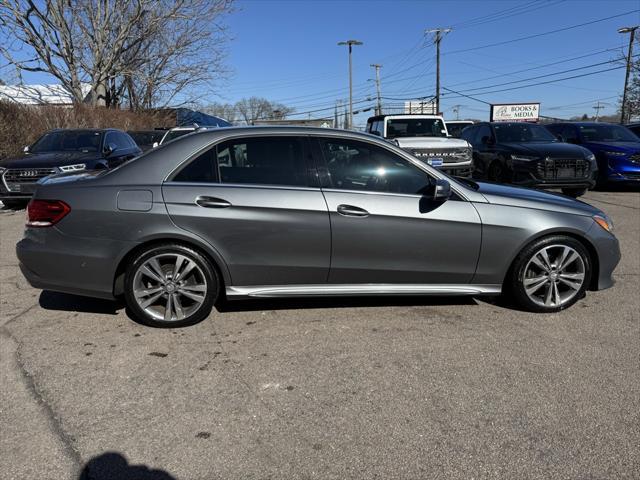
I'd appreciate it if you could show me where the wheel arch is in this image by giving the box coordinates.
[502,229,600,292]
[112,234,232,297]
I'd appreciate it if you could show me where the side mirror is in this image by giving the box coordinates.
[481,135,495,146]
[103,143,117,156]
[555,134,565,142]
[152,141,159,148]
[23,145,29,153]
[432,179,451,202]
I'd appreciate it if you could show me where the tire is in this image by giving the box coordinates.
[124,243,219,327]
[507,235,592,313]
[2,199,29,210]
[561,187,587,198]
[488,161,505,182]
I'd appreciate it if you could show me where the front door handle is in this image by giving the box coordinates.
[195,196,232,208]
[337,204,369,217]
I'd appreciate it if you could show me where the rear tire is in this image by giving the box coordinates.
[507,235,591,313]
[124,243,219,327]
[561,187,587,198]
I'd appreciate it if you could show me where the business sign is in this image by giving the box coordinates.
[490,103,540,122]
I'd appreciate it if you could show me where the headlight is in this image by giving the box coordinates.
[0,167,5,175]
[593,215,614,233]
[57,163,86,172]
[510,155,539,162]
[604,151,626,157]
[586,154,596,162]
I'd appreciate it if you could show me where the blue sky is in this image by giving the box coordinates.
[3,0,639,126]
[221,0,639,126]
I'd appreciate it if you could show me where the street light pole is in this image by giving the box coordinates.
[619,26,638,124]
[338,40,363,129]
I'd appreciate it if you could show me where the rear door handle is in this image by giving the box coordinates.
[337,204,369,217]
[195,196,232,208]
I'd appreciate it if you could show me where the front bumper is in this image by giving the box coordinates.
[586,221,621,291]
[510,160,597,190]
[16,226,138,300]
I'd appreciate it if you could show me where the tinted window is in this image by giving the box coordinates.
[561,125,578,143]
[173,148,218,183]
[320,139,431,195]
[105,132,129,150]
[578,124,638,142]
[217,136,309,187]
[476,125,493,145]
[386,118,447,138]
[30,130,102,153]
[460,126,476,143]
[493,123,556,143]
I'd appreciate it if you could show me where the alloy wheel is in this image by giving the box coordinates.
[132,253,208,322]
[522,244,586,308]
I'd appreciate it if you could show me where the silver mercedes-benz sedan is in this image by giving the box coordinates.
[16,127,620,327]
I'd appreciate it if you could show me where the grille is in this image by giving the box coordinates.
[537,158,589,180]
[629,153,640,164]
[3,168,56,192]
[410,148,471,164]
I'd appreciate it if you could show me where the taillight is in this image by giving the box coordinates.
[26,200,71,227]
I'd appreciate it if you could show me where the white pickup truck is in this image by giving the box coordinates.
[366,114,473,177]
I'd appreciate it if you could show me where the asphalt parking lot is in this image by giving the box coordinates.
[1,189,638,480]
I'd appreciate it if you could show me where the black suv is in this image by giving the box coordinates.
[461,122,598,197]
[1,128,141,208]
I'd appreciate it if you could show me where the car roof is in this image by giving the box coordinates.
[48,128,118,133]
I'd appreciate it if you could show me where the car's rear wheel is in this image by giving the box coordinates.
[508,235,591,313]
[561,187,587,198]
[124,244,218,327]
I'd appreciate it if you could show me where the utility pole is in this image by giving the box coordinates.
[452,104,461,120]
[338,39,363,129]
[618,25,638,124]
[426,28,451,116]
[593,101,604,122]
[370,63,382,115]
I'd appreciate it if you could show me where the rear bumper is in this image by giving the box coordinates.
[16,227,138,300]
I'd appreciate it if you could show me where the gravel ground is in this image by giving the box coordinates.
[0,189,638,480]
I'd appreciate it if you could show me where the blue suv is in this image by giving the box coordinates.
[545,122,640,186]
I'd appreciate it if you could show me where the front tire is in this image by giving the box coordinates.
[507,235,591,313]
[124,244,219,327]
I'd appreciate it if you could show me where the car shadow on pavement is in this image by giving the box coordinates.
[79,452,176,480]
[39,290,122,315]
[216,295,479,313]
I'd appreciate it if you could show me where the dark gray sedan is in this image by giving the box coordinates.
[16,127,620,327]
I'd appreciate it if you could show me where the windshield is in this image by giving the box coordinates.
[578,124,639,142]
[163,130,194,143]
[493,123,556,143]
[386,118,447,138]
[446,123,472,138]
[30,131,103,153]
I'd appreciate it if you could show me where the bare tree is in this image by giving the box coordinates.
[204,102,238,124]
[235,96,294,124]
[0,0,234,108]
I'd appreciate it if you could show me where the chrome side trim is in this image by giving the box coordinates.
[226,284,502,299]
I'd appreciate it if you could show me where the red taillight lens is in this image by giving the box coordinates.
[26,200,71,227]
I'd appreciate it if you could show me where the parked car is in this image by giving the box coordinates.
[153,125,220,148]
[545,122,640,186]
[366,114,473,177]
[625,122,640,138]
[0,128,141,208]
[445,120,474,138]
[461,122,597,197]
[17,127,619,327]
[127,129,167,152]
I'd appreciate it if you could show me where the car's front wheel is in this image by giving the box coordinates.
[124,244,219,327]
[508,236,591,313]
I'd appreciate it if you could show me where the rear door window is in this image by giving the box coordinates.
[217,136,311,187]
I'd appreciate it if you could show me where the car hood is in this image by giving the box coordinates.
[395,137,469,149]
[1,151,102,169]
[580,141,640,153]
[473,181,602,216]
[499,142,589,158]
